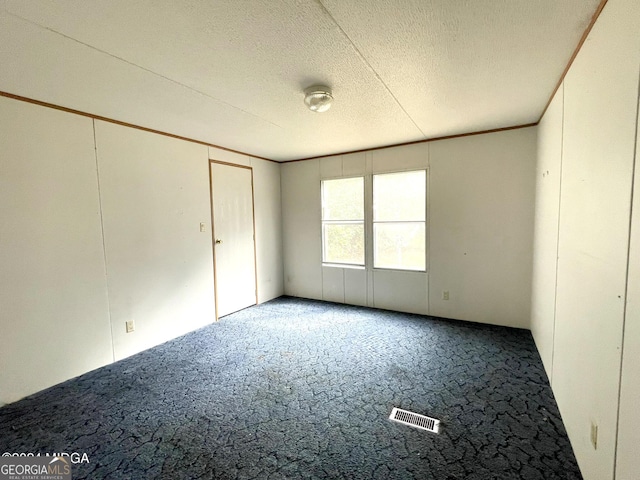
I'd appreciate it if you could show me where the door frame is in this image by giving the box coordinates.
[208,159,259,321]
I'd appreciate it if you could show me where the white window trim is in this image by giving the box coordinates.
[372,169,427,272]
[320,169,429,273]
[321,176,365,267]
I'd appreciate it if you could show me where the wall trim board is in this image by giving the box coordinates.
[286,123,538,163]
[209,159,254,170]
[538,0,609,121]
[0,90,277,164]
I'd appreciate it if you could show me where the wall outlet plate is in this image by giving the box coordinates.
[442,290,450,301]
[126,320,135,333]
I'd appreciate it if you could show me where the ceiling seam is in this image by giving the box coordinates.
[315,0,427,138]
[0,8,283,130]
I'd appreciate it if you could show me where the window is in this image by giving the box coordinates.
[321,170,426,271]
[321,177,365,266]
[373,170,426,271]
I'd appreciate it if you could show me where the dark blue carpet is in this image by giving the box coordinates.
[0,296,581,479]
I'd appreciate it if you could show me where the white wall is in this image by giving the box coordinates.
[553,0,639,477]
[615,93,640,480]
[281,128,536,327]
[530,0,640,478]
[95,121,215,360]
[281,159,323,300]
[530,84,564,378]
[208,147,284,304]
[429,129,536,328]
[0,97,113,404]
[0,97,284,405]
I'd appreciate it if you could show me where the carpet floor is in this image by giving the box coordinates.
[0,297,582,479]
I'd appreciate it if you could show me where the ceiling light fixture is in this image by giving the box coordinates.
[304,85,333,113]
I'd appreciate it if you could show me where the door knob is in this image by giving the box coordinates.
[215,239,223,244]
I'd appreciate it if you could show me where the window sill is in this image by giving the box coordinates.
[373,267,427,273]
[322,263,365,270]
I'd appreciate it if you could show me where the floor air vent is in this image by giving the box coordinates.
[389,407,440,434]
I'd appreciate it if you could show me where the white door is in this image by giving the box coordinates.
[210,161,257,318]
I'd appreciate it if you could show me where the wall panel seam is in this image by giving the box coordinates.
[550,84,565,386]
[92,119,116,363]
[612,64,640,480]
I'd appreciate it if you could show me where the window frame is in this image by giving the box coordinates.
[321,176,366,268]
[372,169,427,272]
[319,168,428,272]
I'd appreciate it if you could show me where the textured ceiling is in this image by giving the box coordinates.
[0,0,602,161]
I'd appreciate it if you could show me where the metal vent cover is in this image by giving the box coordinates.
[389,407,440,434]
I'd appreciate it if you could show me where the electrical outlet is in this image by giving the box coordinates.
[442,290,449,301]
[200,222,206,233]
[590,422,598,450]
[126,320,135,333]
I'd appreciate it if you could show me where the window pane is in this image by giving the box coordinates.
[322,177,364,221]
[374,223,425,270]
[323,223,365,265]
[373,171,425,222]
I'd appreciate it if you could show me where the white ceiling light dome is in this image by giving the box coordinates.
[304,85,333,113]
